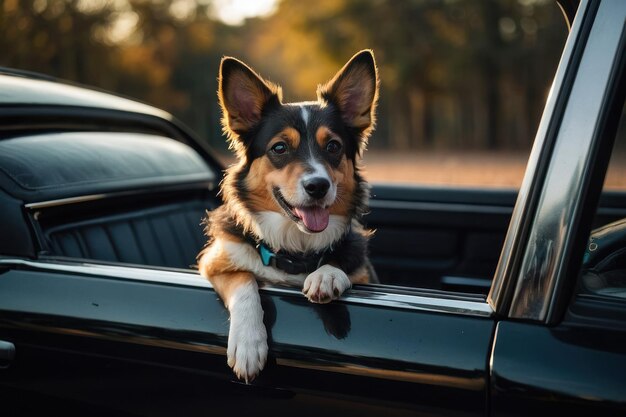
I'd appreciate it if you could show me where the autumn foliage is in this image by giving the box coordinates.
[0,0,567,158]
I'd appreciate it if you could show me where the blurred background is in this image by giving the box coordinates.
[1,0,578,187]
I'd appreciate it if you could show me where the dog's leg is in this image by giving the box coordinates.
[209,271,268,383]
[302,264,352,304]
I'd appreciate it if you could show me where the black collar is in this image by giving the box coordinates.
[257,242,329,274]
[242,228,348,275]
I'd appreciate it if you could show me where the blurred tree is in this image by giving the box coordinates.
[275,0,567,151]
[0,0,118,87]
[0,0,568,154]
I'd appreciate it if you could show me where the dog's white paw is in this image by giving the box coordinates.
[227,283,268,383]
[302,265,351,304]
[227,317,267,383]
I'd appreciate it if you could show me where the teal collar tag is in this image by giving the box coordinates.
[259,243,275,267]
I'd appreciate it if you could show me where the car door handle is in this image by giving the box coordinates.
[0,340,15,368]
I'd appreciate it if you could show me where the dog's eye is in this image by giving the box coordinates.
[270,142,288,155]
[326,140,342,154]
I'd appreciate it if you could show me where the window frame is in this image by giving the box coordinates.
[489,0,626,324]
[0,258,493,318]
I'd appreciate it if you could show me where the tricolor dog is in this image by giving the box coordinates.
[198,50,379,382]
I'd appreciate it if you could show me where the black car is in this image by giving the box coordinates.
[1,0,625,415]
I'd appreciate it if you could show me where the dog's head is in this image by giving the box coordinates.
[219,50,378,245]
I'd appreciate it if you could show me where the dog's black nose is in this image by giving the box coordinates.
[303,177,330,199]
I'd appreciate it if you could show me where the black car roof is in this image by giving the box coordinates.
[0,69,171,120]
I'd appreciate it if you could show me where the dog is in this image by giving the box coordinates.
[198,49,379,382]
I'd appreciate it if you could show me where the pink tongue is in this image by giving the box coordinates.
[293,206,330,232]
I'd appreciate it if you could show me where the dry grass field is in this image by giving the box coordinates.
[361,151,529,188]
[216,151,626,190]
[362,151,626,190]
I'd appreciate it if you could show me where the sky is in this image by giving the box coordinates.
[105,0,280,44]
[210,0,278,25]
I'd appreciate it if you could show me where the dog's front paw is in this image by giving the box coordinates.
[227,283,268,383]
[303,265,351,304]
[227,314,268,383]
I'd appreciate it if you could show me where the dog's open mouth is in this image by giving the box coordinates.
[273,188,330,233]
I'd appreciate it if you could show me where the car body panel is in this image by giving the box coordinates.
[491,321,626,416]
[0,262,494,416]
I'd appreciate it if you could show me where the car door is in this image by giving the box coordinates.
[0,258,494,417]
[489,0,626,415]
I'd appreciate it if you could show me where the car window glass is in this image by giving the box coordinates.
[581,100,626,299]
[604,103,626,191]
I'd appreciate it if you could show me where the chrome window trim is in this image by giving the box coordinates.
[368,199,513,216]
[0,258,493,317]
[24,180,216,211]
[503,0,626,321]
[488,0,591,315]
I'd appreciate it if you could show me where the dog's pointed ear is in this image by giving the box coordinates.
[218,57,282,137]
[318,50,379,134]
